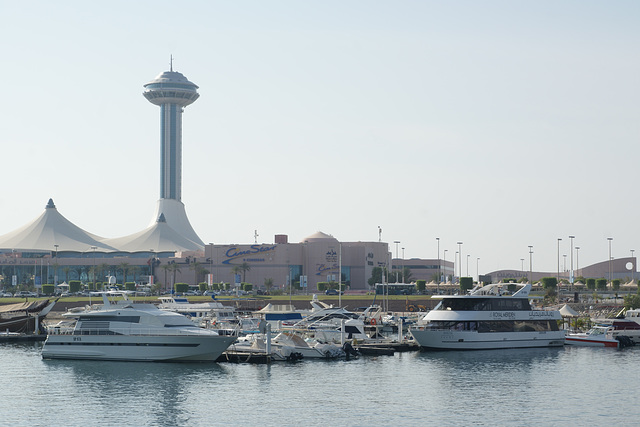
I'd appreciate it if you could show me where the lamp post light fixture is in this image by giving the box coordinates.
[608,238,613,284]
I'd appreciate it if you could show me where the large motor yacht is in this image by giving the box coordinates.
[409,283,564,350]
[42,292,236,362]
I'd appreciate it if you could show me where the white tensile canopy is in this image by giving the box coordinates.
[0,199,117,252]
[559,304,580,318]
[103,213,203,253]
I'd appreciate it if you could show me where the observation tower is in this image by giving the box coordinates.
[143,61,204,246]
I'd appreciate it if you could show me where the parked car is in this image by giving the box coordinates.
[14,291,38,298]
[0,292,13,297]
[324,289,343,295]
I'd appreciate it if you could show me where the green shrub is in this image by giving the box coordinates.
[175,283,189,294]
[42,284,55,295]
[596,278,607,291]
[459,277,473,292]
[69,280,82,293]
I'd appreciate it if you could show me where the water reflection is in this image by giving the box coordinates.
[42,359,229,426]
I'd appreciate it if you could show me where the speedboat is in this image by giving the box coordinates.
[41,292,236,362]
[565,326,628,348]
[409,283,565,350]
[272,332,344,358]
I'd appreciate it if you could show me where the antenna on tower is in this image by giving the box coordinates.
[170,54,173,72]
[254,230,259,244]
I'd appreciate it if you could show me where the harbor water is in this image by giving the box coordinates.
[1,342,639,426]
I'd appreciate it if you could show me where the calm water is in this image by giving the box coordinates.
[1,342,639,426]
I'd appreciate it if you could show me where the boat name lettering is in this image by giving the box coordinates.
[490,311,516,318]
[223,245,276,264]
[73,337,82,342]
[528,311,556,318]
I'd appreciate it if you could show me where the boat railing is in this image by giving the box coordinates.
[47,327,219,337]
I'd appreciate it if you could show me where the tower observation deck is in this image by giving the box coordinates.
[143,65,204,247]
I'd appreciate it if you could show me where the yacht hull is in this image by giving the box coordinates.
[410,329,565,350]
[42,334,237,362]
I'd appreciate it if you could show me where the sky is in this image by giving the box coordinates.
[1,1,639,275]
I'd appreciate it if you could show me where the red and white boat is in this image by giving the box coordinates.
[565,326,622,348]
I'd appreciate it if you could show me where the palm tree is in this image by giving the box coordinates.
[264,278,274,293]
[239,262,251,283]
[166,262,181,291]
[118,262,130,285]
[230,265,243,283]
[189,261,208,285]
[161,264,170,292]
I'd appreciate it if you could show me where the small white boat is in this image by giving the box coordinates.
[565,326,623,348]
[272,332,344,359]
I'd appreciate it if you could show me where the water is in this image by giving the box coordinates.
[1,342,639,426]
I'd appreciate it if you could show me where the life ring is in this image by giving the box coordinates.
[370,318,377,325]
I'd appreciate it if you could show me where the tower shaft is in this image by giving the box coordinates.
[160,103,183,201]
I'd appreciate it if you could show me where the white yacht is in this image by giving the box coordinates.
[42,292,236,362]
[410,283,564,350]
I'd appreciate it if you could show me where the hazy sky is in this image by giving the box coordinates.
[1,1,639,275]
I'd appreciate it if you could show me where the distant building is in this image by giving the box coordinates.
[205,232,389,291]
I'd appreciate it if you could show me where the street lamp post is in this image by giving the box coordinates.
[476,257,480,283]
[436,238,440,283]
[608,238,613,284]
[401,247,405,283]
[91,246,97,290]
[393,241,400,282]
[557,238,562,282]
[631,249,635,283]
[528,246,533,284]
[521,258,524,275]
[443,249,448,288]
[569,235,575,285]
[457,242,463,279]
[54,244,59,286]
[466,254,470,277]
[454,251,458,283]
